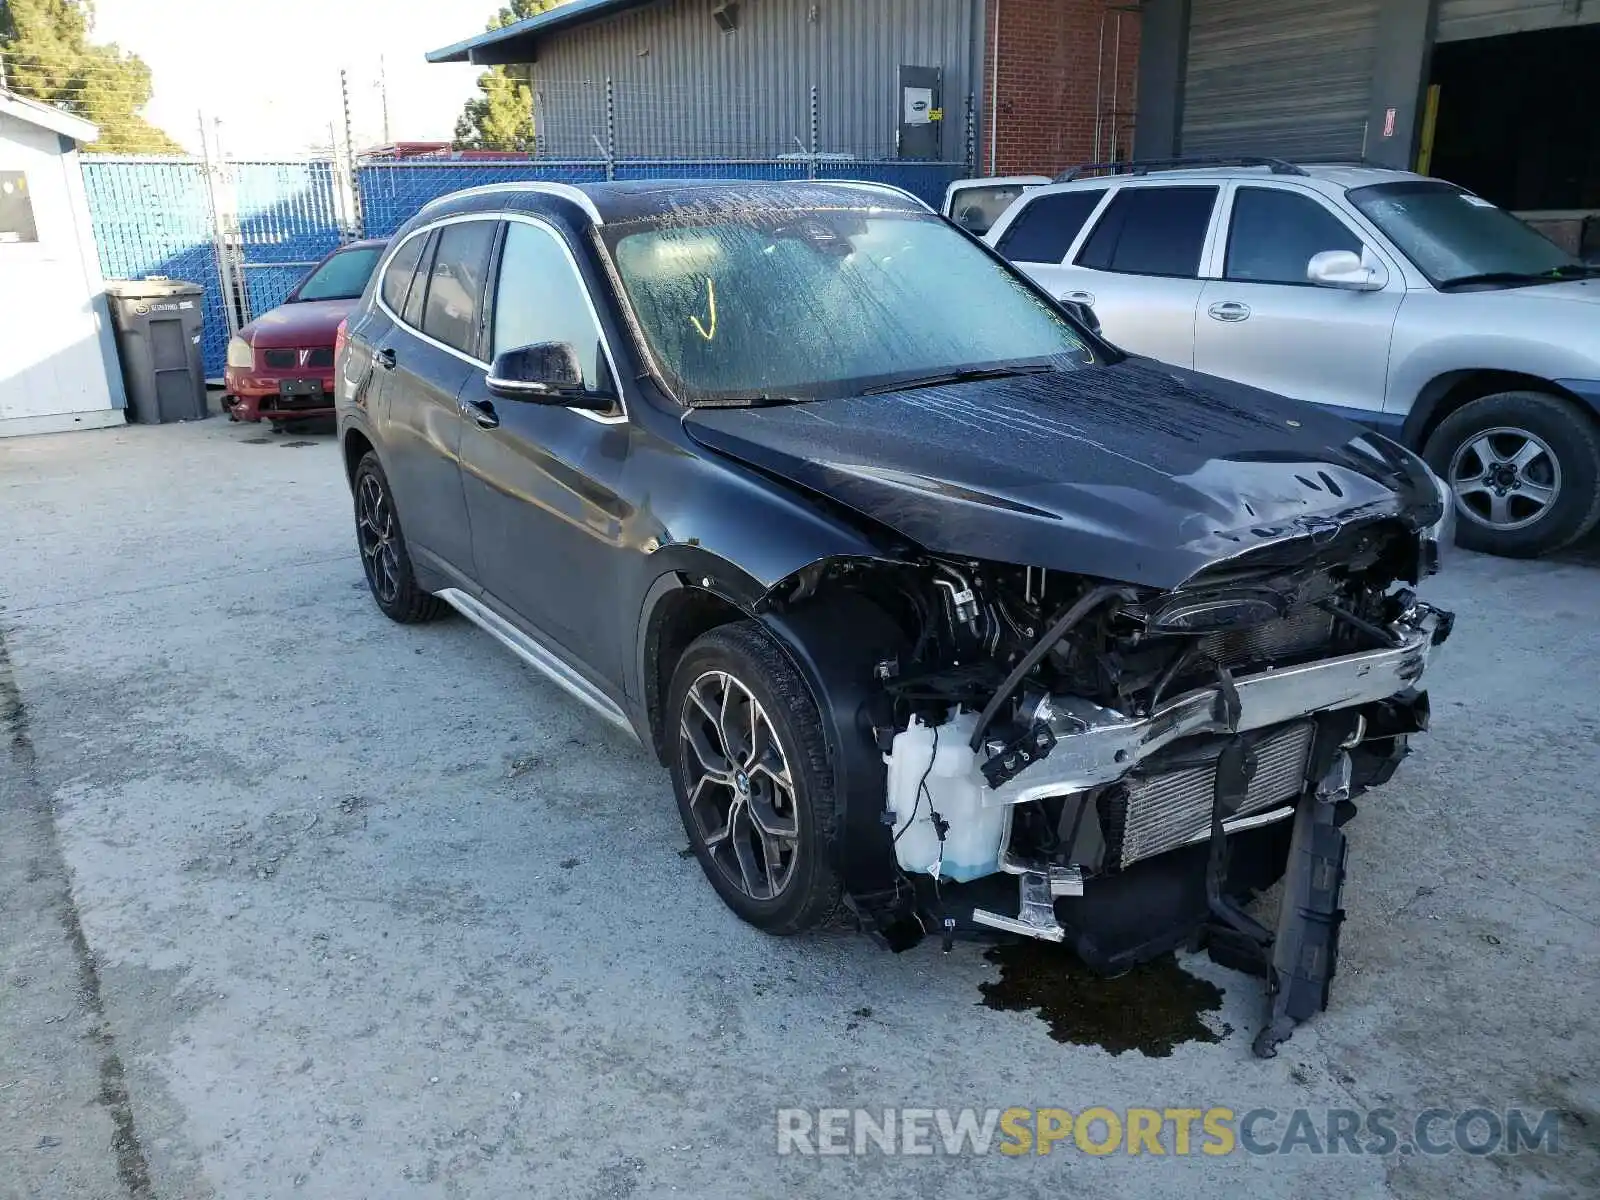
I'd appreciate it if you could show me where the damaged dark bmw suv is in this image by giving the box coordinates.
[337,180,1453,1055]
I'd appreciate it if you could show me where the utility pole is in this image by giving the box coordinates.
[199,109,243,339]
[340,68,357,162]
[339,69,365,236]
[379,55,391,145]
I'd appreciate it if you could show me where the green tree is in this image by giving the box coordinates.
[0,0,182,153]
[453,0,563,152]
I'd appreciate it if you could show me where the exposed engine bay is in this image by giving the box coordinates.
[797,515,1453,1057]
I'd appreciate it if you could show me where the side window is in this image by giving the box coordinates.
[1,170,39,243]
[491,221,607,391]
[401,230,437,329]
[995,190,1106,264]
[1076,186,1219,278]
[1225,187,1364,285]
[379,233,427,313]
[421,220,497,356]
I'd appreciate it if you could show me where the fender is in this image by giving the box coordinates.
[1399,370,1600,449]
[629,547,900,759]
[617,421,906,719]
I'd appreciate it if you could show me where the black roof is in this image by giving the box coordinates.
[419,178,930,227]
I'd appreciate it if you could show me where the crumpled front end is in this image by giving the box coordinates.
[824,504,1454,1057]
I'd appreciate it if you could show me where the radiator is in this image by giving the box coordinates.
[1109,722,1314,869]
[1198,608,1335,671]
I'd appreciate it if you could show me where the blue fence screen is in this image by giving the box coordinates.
[82,156,968,378]
[80,158,233,379]
[358,159,965,236]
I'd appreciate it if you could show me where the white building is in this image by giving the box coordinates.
[0,89,124,438]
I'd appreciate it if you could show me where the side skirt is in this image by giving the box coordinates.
[434,587,641,743]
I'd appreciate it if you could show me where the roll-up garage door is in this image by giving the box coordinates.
[1181,0,1381,161]
[1436,0,1600,43]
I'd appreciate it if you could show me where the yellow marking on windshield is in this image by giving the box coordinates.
[690,276,718,341]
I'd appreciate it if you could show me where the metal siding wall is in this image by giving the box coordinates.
[1182,0,1381,161]
[1436,0,1600,42]
[534,0,976,161]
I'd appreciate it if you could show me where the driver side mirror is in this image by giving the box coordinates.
[486,341,615,410]
[1307,248,1388,292]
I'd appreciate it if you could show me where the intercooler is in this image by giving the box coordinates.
[1103,721,1315,870]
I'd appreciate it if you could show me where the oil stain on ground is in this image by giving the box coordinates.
[979,941,1228,1056]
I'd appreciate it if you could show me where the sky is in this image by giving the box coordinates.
[90,0,490,156]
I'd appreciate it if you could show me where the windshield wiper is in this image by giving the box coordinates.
[859,363,1055,395]
[1438,265,1600,289]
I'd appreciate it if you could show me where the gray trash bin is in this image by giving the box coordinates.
[104,279,208,424]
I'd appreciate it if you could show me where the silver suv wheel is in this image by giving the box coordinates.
[1447,425,1561,532]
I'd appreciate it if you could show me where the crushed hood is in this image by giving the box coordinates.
[683,359,1440,589]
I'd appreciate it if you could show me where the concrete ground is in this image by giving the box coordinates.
[1,418,1596,1200]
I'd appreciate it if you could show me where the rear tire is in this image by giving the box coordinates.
[666,621,841,934]
[353,452,447,624]
[1422,390,1600,557]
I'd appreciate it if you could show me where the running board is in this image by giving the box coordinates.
[434,588,639,741]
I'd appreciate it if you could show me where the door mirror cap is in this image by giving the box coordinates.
[1307,249,1387,292]
[487,342,616,410]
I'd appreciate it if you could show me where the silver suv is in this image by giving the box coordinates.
[948,160,1600,557]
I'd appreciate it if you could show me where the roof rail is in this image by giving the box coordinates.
[1053,156,1309,182]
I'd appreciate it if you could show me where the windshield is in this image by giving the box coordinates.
[293,246,383,302]
[1347,181,1580,287]
[604,207,1096,404]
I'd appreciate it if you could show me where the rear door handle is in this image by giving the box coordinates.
[374,347,396,370]
[1207,301,1251,323]
[462,397,499,429]
[1063,290,1096,306]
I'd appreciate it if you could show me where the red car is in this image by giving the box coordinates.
[225,239,387,425]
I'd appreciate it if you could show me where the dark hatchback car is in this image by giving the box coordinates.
[226,239,386,425]
[337,180,1453,1055]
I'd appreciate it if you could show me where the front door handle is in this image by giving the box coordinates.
[1207,300,1251,323]
[462,397,499,429]
[1063,290,1096,306]
[374,346,396,370]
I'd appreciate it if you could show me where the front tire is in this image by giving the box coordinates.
[667,621,841,934]
[1422,390,1600,557]
[353,452,446,624]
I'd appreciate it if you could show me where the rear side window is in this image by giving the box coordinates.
[421,220,498,356]
[1076,186,1218,278]
[401,231,437,329]
[996,190,1106,264]
[380,234,427,313]
[1225,188,1362,285]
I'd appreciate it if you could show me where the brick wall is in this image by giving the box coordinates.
[983,0,1142,177]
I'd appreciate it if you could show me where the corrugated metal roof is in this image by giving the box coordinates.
[427,0,661,64]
